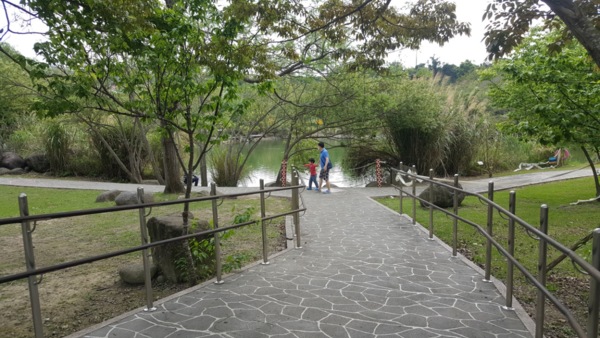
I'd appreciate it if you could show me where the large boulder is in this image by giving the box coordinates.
[6,168,26,175]
[1,152,26,169]
[0,168,9,175]
[146,216,211,283]
[114,191,154,206]
[25,154,50,173]
[418,183,466,208]
[118,263,158,285]
[96,190,123,203]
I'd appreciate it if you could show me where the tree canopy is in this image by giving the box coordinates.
[482,27,600,194]
[0,0,471,195]
[0,43,34,149]
[484,0,600,68]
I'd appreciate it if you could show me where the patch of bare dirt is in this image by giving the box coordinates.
[518,274,591,338]
[457,243,592,338]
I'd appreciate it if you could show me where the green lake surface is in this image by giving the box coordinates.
[207,139,370,187]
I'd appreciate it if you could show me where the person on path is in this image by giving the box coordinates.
[318,142,331,194]
[304,158,318,190]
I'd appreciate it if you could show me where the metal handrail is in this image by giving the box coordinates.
[1,182,305,338]
[0,207,306,285]
[0,185,302,227]
[394,168,600,338]
[395,170,600,282]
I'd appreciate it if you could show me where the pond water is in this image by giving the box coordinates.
[206,139,370,187]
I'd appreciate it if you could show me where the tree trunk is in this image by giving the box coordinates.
[162,0,196,285]
[161,123,184,194]
[581,145,600,197]
[182,131,195,223]
[546,231,594,272]
[139,121,165,185]
[543,0,600,69]
[200,155,208,186]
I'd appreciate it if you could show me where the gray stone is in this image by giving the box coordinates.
[0,152,25,169]
[24,154,50,173]
[190,189,232,199]
[118,263,158,285]
[7,168,25,175]
[96,190,123,202]
[180,316,217,331]
[115,191,155,205]
[0,167,9,175]
[418,183,465,208]
[320,323,350,337]
[146,216,211,283]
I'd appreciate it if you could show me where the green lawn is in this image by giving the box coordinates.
[0,186,290,275]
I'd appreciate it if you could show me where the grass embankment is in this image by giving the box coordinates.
[377,177,599,338]
[0,186,290,338]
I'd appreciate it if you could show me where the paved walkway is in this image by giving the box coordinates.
[1,168,592,338]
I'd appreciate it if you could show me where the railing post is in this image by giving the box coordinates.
[411,165,417,225]
[259,179,269,264]
[428,169,434,240]
[19,194,44,338]
[484,181,494,282]
[504,191,516,310]
[398,162,403,214]
[137,188,156,311]
[211,183,224,283]
[536,204,549,338]
[292,170,302,249]
[452,174,459,257]
[587,228,600,338]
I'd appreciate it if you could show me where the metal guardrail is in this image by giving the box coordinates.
[0,172,305,338]
[392,167,600,338]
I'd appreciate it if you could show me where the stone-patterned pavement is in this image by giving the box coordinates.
[75,186,533,338]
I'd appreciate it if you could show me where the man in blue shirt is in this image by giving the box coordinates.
[317,142,331,194]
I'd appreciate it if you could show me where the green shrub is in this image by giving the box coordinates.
[90,124,140,181]
[4,114,45,156]
[44,120,71,175]
[176,207,257,282]
[209,146,250,186]
[68,148,103,177]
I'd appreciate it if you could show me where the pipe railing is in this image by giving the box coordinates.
[393,167,600,338]
[1,174,306,338]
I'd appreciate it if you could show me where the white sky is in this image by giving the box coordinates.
[391,0,491,66]
[3,0,491,66]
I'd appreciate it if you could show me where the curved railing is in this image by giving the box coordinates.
[392,166,600,338]
[0,170,305,338]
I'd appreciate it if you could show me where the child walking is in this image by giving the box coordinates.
[304,158,318,190]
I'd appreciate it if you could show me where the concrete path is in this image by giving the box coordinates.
[73,187,533,338]
[1,168,593,338]
[456,167,593,194]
